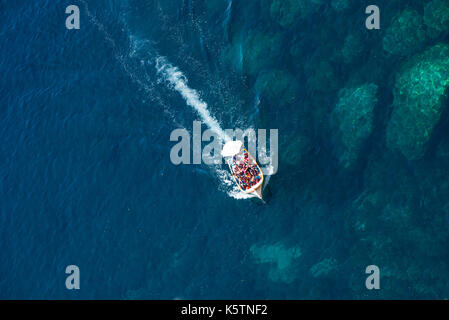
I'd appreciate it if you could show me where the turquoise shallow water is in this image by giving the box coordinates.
[1,0,449,299]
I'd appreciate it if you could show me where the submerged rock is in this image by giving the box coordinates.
[250,243,302,283]
[222,32,282,76]
[305,60,339,95]
[331,0,352,12]
[310,258,338,278]
[382,9,426,57]
[269,0,324,28]
[255,69,303,131]
[269,0,302,28]
[204,0,229,17]
[255,69,300,107]
[341,33,364,64]
[281,135,312,166]
[386,43,449,160]
[330,83,378,168]
[424,0,449,39]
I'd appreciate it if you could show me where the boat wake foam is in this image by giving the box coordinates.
[215,168,258,199]
[155,57,230,143]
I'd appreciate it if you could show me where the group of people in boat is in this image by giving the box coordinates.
[231,150,262,190]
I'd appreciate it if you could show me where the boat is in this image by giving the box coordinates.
[221,140,264,200]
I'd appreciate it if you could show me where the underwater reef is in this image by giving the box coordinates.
[269,0,325,28]
[310,258,338,279]
[340,34,365,64]
[424,0,449,39]
[255,69,300,109]
[162,0,449,298]
[222,31,283,76]
[214,0,449,298]
[331,0,353,12]
[386,43,449,160]
[250,243,302,284]
[382,8,427,57]
[281,135,312,166]
[331,83,378,168]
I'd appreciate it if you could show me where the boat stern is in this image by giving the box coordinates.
[253,187,263,200]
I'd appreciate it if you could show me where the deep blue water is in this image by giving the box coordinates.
[1,0,449,299]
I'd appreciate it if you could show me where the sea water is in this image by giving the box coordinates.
[1,0,449,299]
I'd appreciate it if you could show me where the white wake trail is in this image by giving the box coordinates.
[155,57,230,142]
